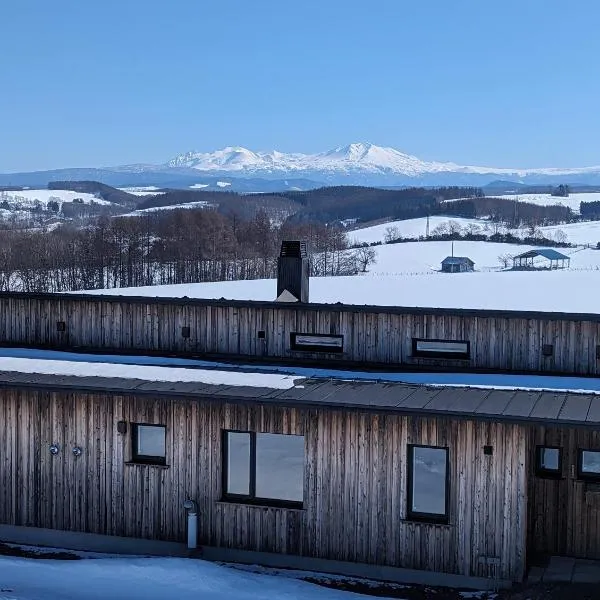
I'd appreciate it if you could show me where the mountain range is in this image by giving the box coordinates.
[2,142,600,190]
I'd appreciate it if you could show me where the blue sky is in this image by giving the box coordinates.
[1,0,599,172]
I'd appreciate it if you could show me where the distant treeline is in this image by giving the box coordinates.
[0,209,365,293]
[443,196,574,226]
[581,201,600,219]
[138,185,484,225]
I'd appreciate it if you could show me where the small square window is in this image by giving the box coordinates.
[536,446,562,478]
[483,445,493,456]
[578,449,600,481]
[257,330,266,339]
[56,321,66,332]
[181,326,191,338]
[542,344,554,357]
[132,424,166,465]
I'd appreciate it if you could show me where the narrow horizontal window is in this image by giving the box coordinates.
[290,332,343,353]
[132,424,166,465]
[578,449,600,480]
[412,338,470,359]
[407,445,449,523]
[536,446,562,478]
[223,430,305,508]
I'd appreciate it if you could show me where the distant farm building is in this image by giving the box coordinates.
[512,249,570,270]
[441,256,475,273]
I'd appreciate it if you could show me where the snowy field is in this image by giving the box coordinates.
[350,215,600,247]
[0,555,380,600]
[82,268,600,314]
[497,192,600,214]
[0,189,112,207]
[118,200,215,217]
[349,217,485,245]
[119,186,165,197]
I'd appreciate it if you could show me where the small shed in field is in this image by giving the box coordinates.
[512,249,570,270]
[441,256,475,273]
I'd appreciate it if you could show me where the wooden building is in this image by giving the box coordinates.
[441,256,475,273]
[0,291,600,376]
[1,364,600,588]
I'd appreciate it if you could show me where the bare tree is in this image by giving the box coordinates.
[498,253,513,269]
[352,246,377,273]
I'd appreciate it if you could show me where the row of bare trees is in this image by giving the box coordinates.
[0,209,372,293]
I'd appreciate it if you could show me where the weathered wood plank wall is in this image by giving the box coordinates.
[0,295,599,375]
[0,387,528,581]
[528,425,600,560]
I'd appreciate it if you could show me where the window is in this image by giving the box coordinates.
[412,338,470,359]
[132,424,166,465]
[290,332,343,353]
[223,431,304,507]
[578,450,600,480]
[407,445,449,523]
[536,446,562,478]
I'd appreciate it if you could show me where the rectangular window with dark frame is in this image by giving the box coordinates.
[536,446,562,478]
[407,444,449,523]
[412,338,470,359]
[290,332,343,353]
[578,449,600,480]
[223,430,304,508]
[132,424,166,465]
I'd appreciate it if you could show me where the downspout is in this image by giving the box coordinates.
[183,499,198,550]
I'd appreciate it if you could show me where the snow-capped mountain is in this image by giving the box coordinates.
[166,142,600,184]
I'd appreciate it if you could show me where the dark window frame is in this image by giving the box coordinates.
[131,423,167,466]
[535,445,563,479]
[222,430,305,509]
[578,448,600,481]
[412,337,471,360]
[407,444,450,524]
[290,332,344,354]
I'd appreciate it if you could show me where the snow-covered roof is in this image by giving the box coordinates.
[441,256,474,265]
[1,348,599,426]
[514,248,570,261]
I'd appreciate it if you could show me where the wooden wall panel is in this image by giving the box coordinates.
[528,426,600,560]
[0,295,599,375]
[0,388,528,581]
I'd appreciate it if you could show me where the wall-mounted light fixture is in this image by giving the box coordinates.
[49,444,60,455]
[56,321,66,332]
[72,446,83,457]
[117,421,128,435]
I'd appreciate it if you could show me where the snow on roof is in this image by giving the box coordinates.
[441,256,474,264]
[514,248,570,261]
[0,355,300,390]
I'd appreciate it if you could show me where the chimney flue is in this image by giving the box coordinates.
[277,241,310,303]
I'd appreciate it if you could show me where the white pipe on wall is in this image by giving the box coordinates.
[183,499,198,550]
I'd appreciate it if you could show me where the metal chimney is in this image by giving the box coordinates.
[277,241,310,303]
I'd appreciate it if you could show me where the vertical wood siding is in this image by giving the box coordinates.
[0,388,527,581]
[0,296,598,375]
[528,425,600,560]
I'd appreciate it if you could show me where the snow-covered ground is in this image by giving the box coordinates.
[496,192,600,214]
[80,268,600,314]
[348,217,485,244]
[117,201,216,217]
[0,555,378,600]
[119,186,165,197]
[0,189,112,208]
[350,215,600,247]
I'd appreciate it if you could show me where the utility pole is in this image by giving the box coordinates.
[426,213,430,238]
